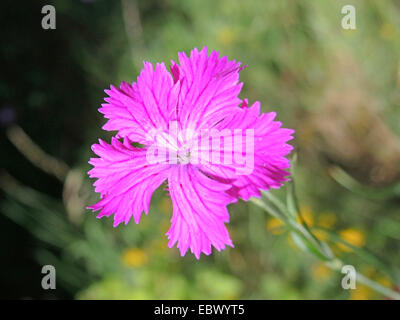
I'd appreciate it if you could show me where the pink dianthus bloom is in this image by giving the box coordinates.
[88,47,294,258]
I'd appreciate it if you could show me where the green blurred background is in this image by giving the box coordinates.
[1,0,400,299]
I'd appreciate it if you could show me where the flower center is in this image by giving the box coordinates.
[177,146,191,164]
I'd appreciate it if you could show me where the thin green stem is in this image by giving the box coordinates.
[326,259,400,300]
[249,194,400,300]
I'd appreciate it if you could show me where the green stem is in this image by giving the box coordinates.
[249,195,400,300]
[327,259,400,300]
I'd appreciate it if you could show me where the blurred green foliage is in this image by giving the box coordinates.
[1,0,400,299]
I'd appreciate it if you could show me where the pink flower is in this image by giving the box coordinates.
[88,47,294,258]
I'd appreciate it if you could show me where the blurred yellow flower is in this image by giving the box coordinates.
[338,229,365,252]
[318,212,337,229]
[312,229,328,242]
[297,206,314,227]
[311,263,332,280]
[266,217,285,235]
[350,285,372,300]
[216,27,234,46]
[122,248,148,268]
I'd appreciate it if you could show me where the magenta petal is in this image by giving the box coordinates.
[100,62,179,144]
[166,165,236,259]
[88,137,170,226]
[174,47,244,130]
[88,47,295,259]
[212,100,294,200]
